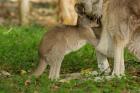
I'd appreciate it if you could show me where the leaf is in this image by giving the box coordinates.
[20,70,27,75]
[1,70,11,77]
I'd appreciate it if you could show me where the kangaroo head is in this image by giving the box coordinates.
[76,0,103,20]
[75,2,101,27]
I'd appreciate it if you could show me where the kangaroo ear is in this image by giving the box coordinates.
[75,3,85,16]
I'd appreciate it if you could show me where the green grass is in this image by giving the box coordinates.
[0,25,139,93]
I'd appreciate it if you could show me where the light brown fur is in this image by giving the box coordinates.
[32,8,99,80]
[79,0,140,76]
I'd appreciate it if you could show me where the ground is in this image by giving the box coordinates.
[0,25,139,93]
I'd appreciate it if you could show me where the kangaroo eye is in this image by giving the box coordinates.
[80,3,85,14]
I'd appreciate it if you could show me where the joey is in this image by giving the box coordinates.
[32,4,99,80]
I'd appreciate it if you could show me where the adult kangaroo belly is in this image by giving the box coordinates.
[96,30,114,58]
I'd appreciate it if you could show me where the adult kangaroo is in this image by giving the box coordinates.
[77,0,140,76]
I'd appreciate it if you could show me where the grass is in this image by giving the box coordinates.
[0,25,139,93]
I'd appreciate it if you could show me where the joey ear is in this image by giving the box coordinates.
[75,3,85,16]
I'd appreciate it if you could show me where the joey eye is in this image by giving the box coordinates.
[75,3,85,15]
[79,3,85,14]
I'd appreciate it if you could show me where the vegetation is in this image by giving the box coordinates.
[0,25,139,93]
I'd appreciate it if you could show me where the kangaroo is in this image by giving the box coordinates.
[78,0,140,76]
[32,5,99,80]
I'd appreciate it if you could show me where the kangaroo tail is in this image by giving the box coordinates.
[32,57,47,78]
